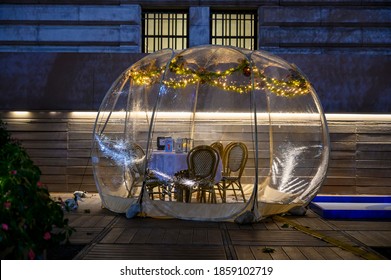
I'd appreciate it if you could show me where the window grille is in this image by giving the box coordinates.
[211,11,257,50]
[142,11,188,53]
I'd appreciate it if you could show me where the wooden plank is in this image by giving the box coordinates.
[358,134,391,142]
[69,215,95,227]
[329,247,364,260]
[22,141,68,149]
[328,221,391,231]
[327,124,356,134]
[357,151,391,160]
[329,133,356,142]
[207,229,223,245]
[366,231,391,246]
[130,228,152,244]
[147,228,166,244]
[68,149,92,158]
[46,184,69,192]
[267,246,290,260]
[357,160,391,169]
[319,186,357,195]
[177,229,194,244]
[357,168,391,178]
[298,247,325,260]
[79,215,107,228]
[69,132,94,140]
[330,150,355,160]
[12,131,67,140]
[357,177,391,187]
[67,166,93,175]
[344,231,380,247]
[327,168,355,177]
[82,244,226,260]
[229,230,328,246]
[193,228,208,245]
[282,247,307,260]
[358,143,391,152]
[115,228,138,244]
[68,228,103,244]
[250,246,274,260]
[314,247,343,260]
[68,140,93,149]
[40,166,67,174]
[358,183,391,195]
[330,141,356,151]
[100,227,125,244]
[285,217,334,230]
[328,159,356,168]
[32,158,68,166]
[315,231,359,246]
[6,122,68,132]
[26,149,67,158]
[234,246,255,260]
[357,125,391,134]
[162,229,180,244]
[323,178,356,186]
[94,216,115,228]
[262,219,280,230]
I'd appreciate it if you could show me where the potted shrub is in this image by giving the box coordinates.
[0,120,74,259]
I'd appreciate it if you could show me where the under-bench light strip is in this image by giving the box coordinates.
[6,111,391,122]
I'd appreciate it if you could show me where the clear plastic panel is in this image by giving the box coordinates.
[92,49,175,212]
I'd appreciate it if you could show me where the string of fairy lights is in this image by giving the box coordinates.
[125,56,310,97]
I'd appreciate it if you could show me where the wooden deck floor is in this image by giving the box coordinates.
[53,193,391,260]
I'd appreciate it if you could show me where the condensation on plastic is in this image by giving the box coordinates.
[91,45,330,221]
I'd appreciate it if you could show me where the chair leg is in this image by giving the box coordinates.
[237,182,246,203]
[211,189,217,203]
[222,181,227,203]
[216,184,223,200]
[231,183,239,201]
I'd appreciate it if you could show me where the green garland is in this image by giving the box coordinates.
[125,56,310,97]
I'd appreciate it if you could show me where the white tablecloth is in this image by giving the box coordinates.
[149,151,222,183]
[149,151,188,177]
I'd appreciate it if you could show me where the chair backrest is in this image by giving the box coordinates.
[210,141,224,158]
[131,143,145,158]
[223,142,248,178]
[187,145,220,180]
[130,143,146,174]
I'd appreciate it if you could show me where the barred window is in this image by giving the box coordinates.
[142,10,188,53]
[211,11,257,50]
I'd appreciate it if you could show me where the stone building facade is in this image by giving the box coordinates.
[0,1,390,194]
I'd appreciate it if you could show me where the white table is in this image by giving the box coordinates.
[149,151,188,178]
[149,151,222,183]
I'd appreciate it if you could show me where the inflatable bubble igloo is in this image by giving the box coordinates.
[92,45,329,222]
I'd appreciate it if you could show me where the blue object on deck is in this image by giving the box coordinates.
[309,195,391,219]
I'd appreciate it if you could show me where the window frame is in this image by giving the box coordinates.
[142,9,189,53]
[210,10,257,50]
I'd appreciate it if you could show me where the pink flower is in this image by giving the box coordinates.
[37,181,43,188]
[28,249,35,260]
[43,232,51,240]
[9,170,17,175]
[1,223,9,231]
[4,201,11,209]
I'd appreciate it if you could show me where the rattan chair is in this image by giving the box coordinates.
[125,143,146,197]
[210,141,224,158]
[175,145,220,203]
[217,141,248,203]
[127,143,168,200]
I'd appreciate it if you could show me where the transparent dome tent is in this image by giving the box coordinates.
[92,45,329,222]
